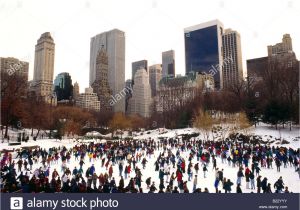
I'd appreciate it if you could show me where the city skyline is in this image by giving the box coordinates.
[0,0,299,92]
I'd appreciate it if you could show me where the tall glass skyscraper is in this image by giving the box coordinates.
[184,20,224,89]
[53,72,73,101]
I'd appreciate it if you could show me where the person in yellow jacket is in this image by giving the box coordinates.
[88,153,93,162]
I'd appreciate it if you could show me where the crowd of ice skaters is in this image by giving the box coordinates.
[1,136,300,193]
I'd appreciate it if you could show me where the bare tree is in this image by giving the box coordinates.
[1,71,27,138]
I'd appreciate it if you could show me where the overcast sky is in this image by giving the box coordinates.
[0,0,299,92]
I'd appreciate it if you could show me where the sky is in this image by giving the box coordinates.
[0,0,299,92]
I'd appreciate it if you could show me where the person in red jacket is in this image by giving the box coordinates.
[181,161,186,173]
[108,165,113,179]
[127,165,131,178]
[105,160,110,170]
[245,167,251,189]
[98,173,105,186]
[176,169,183,182]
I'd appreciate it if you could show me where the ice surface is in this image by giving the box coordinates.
[1,124,299,193]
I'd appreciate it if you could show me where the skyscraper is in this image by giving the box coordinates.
[149,64,162,97]
[222,29,243,88]
[132,60,148,84]
[184,20,224,89]
[53,72,73,101]
[162,50,175,77]
[128,69,152,118]
[73,82,80,100]
[91,46,112,111]
[247,34,298,83]
[90,29,125,113]
[32,32,55,102]
[268,34,293,56]
[267,34,298,69]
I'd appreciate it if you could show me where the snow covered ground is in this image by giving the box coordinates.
[134,123,300,149]
[252,124,300,149]
[1,124,299,193]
